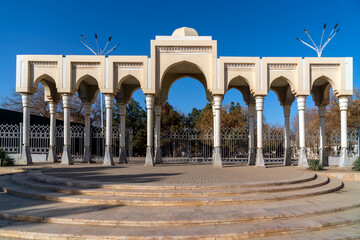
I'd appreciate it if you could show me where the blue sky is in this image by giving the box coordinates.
[0,0,359,125]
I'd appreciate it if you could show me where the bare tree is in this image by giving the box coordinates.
[1,85,103,126]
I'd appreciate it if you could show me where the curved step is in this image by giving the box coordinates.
[0,207,359,239]
[0,181,358,227]
[3,174,343,206]
[29,170,317,190]
[12,173,330,197]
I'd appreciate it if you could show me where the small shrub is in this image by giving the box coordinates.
[308,159,323,171]
[0,148,14,166]
[352,158,360,171]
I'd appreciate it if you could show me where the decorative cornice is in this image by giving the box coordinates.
[310,64,340,69]
[268,64,297,70]
[72,62,100,69]
[114,62,143,69]
[30,61,57,68]
[226,63,255,69]
[156,46,212,54]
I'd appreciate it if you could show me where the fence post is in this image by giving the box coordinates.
[358,126,360,158]
[19,123,23,154]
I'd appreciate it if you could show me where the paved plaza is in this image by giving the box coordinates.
[0,162,359,239]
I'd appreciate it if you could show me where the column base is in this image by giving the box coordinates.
[145,147,154,166]
[297,148,308,168]
[247,148,255,166]
[61,145,73,165]
[83,146,94,163]
[103,146,114,166]
[118,147,127,164]
[212,147,222,167]
[339,147,350,168]
[47,146,57,163]
[154,147,162,164]
[19,146,32,164]
[256,148,265,167]
[284,148,292,166]
[319,148,328,167]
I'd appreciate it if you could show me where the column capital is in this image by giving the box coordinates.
[83,102,92,115]
[255,96,264,111]
[62,94,72,108]
[318,105,327,117]
[119,104,127,115]
[21,94,32,107]
[297,96,306,111]
[339,96,349,111]
[49,102,57,114]
[213,95,222,110]
[154,104,162,116]
[146,94,154,109]
[283,104,291,117]
[104,94,114,109]
[248,104,255,117]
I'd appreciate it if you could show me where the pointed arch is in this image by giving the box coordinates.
[159,60,211,101]
[115,74,142,104]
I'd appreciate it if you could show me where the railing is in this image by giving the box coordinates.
[161,126,360,163]
[0,124,133,160]
[0,123,358,163]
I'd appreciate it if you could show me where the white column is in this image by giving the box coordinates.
[118,104,127,164]
[213,95,222,167]
[212,102,216,160]
[20,94,32,164]
[297,96,308,168]
[145,94,154,166]
[283,104,292,166]
[339,97,350,168]
[318,105,327,166]
[83,102,93,163]
[154,104,162,164]
[247,104,256,165]
[103,94,114,166]
[255,96,265,167]
[61,94,73,165]
[47,102,57,163]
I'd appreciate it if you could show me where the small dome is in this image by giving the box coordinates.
[171,27,199,36]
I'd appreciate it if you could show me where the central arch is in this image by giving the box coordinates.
[158,61,212,102]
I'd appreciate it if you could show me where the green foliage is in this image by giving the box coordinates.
[161,101,183,132]
[0,149,14,166]
[352,157,360,171]
[183,107,202,128]
[113,99,147,156]
[308,159,323,171]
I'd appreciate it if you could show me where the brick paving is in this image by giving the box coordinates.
[43,163,307,185]
[0,162,359,239]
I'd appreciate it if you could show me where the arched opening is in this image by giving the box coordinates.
[32,74,60,117]
[266,77,296,164]
[114,75,146,158]
[159,61,212,163]
[222,76,253,163]
[159,61,211,102]
[309,76,339,164]
[311,76,333,107]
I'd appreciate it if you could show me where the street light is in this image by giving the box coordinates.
[80,34,120,128]
[296,23,340,57]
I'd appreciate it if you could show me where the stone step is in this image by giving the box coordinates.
[0,184,358,227]
[2,175,344,206]
[253,225,360,240]
[0,207,359,239]
[28,170,317,190]
[12,172,330,197]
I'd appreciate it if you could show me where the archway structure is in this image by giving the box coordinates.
[16,27,353,168]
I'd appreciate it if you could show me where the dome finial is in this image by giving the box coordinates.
[172,27,199,36]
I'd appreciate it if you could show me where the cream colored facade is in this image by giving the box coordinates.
[16,27,353,168]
